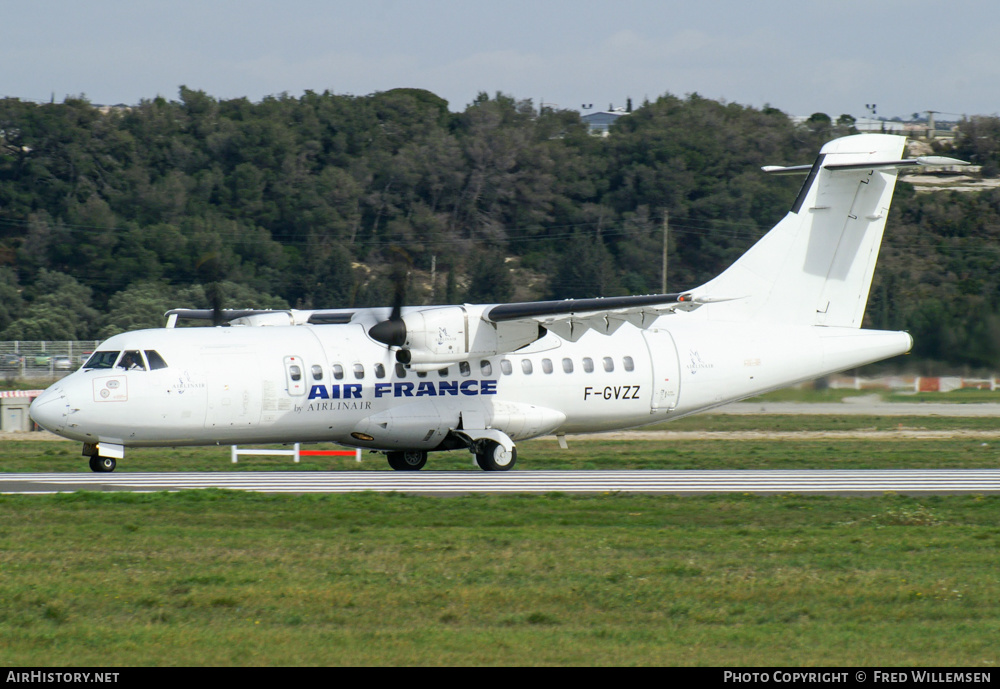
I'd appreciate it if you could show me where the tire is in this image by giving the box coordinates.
[89,455,116,473]
[386,450,427,471]
[475,441,517,471]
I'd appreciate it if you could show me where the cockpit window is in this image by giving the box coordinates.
[145,350,168,370]
[117,350,146,371]
[84,351,120,369]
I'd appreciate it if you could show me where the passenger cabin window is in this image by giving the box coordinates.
[542,358,553,374]
[439,367,449,377]
[333,364,345,380]
[374,363,386,379]
[521,359,533,375]
[480,360,492,376]
[395,363,407,378]
[500,359,512,375]
[353,364,365,380]
[144,350,168,370]
[459,361,471,377]
[623,356,635,372]
[85,351,119,369]
[311,365,323,381]
[603,357,614,373]
[583,357,594,373]
[117,350,146,371]
[562,358,574,373]
[289,365,302,381]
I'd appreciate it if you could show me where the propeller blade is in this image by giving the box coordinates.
[196,254,226,327]
[208,282,224,327]
[368,260,409,347]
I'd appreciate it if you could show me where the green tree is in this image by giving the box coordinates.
[0,267,23,333]
[2,270,99,340]
[464,249,514,303]
[547,232,622,299]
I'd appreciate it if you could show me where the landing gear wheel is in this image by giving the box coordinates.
[475,441,517,471]
[386,450,427,471]
[89,455,116,473]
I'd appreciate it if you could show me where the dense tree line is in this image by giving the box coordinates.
[0,88,997,370]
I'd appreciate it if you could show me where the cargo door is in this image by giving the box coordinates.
[641,329,680,411]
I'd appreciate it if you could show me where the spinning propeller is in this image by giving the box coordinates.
[196,254,226,327]
[367,258,413,363]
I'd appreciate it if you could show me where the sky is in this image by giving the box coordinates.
[4,0,999,120]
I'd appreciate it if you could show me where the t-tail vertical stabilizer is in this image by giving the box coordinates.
[690,134,963,328]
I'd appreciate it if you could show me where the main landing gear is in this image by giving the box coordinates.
[383,440,518,472]
[474,440,517,471]
[386,450,427,471]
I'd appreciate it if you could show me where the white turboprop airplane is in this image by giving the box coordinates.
[29,134,966,473]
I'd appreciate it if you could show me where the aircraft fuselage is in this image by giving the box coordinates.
[29,318,911,454]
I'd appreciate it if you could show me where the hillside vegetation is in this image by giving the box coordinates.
[1,88,998,370]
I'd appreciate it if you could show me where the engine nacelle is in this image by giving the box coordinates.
[397,305,543,367]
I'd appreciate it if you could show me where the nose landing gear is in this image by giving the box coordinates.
[83,442,123,473]
[89,455,117,472]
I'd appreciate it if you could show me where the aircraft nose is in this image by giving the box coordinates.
[29,386,70,434]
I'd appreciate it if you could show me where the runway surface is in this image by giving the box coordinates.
[3,469,1000,495]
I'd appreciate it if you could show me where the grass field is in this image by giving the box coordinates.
[1,413,999,666]
[1,490,998,666]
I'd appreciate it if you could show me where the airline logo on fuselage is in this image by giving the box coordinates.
[308,380,498,400]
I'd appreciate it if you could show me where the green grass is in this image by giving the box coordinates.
[886,388,1000,404]
[744,387,884,403]
[0,491,997,666]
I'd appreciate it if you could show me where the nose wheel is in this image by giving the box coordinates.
[89,455,117,473]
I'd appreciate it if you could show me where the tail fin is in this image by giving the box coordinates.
[692,134,915,327]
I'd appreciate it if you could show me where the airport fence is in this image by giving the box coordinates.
[0,341,102,379]
[824,375,998,392]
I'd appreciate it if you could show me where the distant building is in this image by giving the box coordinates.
[581,107,629,136]
[851,117,905,133]
[789,115,907,134]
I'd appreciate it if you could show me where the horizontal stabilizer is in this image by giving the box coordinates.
[763,155,969,175]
